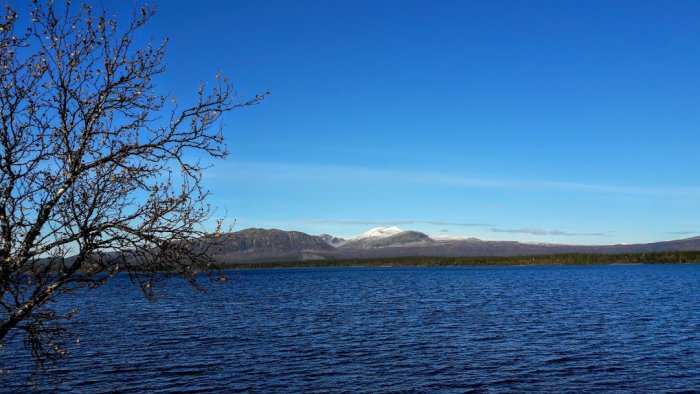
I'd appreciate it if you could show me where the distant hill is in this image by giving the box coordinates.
[212,227,700,264]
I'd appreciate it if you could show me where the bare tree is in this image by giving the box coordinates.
[0,1,264,366]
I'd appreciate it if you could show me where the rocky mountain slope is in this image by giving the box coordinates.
[318,234,347,247]
[213,228,335,263]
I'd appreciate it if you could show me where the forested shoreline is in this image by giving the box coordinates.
[222,251,700,269]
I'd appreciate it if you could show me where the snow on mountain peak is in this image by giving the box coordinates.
[355,226,404,240]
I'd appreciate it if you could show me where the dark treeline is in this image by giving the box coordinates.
[222,251,700,270]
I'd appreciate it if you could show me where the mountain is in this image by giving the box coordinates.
[213,228,335,264]
[318,234,347,247]
[354,226,404,240]
[340,229,434,249]
[212,228,700,264]
[337,234,700,259]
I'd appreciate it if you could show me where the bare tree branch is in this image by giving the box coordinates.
[0,1,266,368]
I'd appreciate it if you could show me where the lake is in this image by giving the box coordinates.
[3,264,700,392]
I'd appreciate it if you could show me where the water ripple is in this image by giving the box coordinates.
[2,265,700,392]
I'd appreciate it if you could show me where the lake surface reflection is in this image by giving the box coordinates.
[3,264,700,392]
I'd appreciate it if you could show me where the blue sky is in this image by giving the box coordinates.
[114,0,700,243]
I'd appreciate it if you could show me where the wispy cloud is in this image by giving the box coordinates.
[218,161,700,197]
[669,231,699,235]
[490,228,613,237]
[302,219,491,227]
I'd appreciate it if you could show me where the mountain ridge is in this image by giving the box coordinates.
[211,227,700,264]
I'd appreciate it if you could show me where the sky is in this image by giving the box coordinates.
[107,0,700,243]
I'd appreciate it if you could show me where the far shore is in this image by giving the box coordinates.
[220,251,700,270]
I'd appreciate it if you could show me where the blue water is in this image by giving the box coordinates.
[3,265,700,392]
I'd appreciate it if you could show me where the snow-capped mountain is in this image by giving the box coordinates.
[355,226,405,240]
[341,227,435,249]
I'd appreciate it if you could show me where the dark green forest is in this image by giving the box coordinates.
[223,251,700,270]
